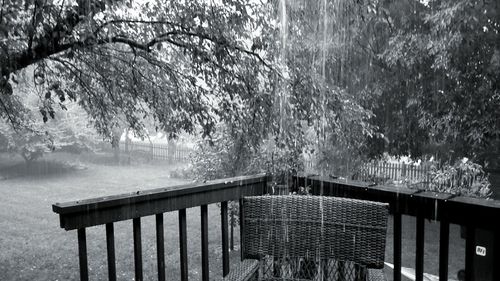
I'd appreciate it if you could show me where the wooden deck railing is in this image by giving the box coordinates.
[52,174,268,281]
[53,174,500,281]
[300,175,500,281]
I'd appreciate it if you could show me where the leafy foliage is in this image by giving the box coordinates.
[190,125,254,181]
[427,158,491,198]
[0,68,98,162]
[1,0,499,180]
[190,0,379,181]
[362,0,500,162]
[0,125,52,162]
[190,125,304,185]
[1,0,272,141]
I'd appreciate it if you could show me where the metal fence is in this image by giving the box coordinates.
[120,141,192,162]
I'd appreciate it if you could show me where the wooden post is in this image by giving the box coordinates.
[416,214,425,281]
[201,205,209,281]
[179,209,188,281]
[77,228,89,281]
[394,213,402,281]
[439,220,450,281]
[106,223,116,281]
[230,207,234,251]
[221,201,229,276]
[156,214,165,281]
[465,226,475,281]
[133,218,143,281]
[239,199,245,261]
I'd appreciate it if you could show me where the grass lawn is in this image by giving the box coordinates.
[0,152,464,281]
[0,152,233,281]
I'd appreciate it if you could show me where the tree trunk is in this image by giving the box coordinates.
[124,129,131,165]
[111,129,121,164]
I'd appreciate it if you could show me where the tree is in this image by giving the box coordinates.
[0,67,98,163]
[3,0,497,174]
[1,0,271,140]
[0,123,53,163]
[191,0,380,180]
[278,0,380,175]
[361,0,500,162]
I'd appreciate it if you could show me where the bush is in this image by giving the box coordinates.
[246,138,303,185]
[169,165,193,179]
[190,126,304,191]
[427,158,491,198]
[189,126,253,181]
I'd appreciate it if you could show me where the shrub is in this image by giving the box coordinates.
[427,158,491,198]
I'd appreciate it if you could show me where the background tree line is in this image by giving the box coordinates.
[0,0,498,179]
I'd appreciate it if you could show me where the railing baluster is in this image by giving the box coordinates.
[53,175,500,281]
[438,220,449,281]
[393,212,402,281]
[77,228,89,281]
[415,214,425,281]
[133,218,143,281]
[179,209,188,281]
[239,199,245,261]
[465,226,475,281]
[156,214,165,281]
[230,210,234,251]
[201,205,209,281]
[221,201,230,277]
[494,227,500,281]
[106,223,116,281]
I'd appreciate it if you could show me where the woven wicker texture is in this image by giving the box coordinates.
[242,195,389,269]
[257,257,369,281]
[222,259,259,281]
[222,258,386,281]
[367,269,386,281]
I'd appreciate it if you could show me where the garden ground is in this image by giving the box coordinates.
[0,152,464,280]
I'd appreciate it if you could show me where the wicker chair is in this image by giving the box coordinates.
[223,195,389,281]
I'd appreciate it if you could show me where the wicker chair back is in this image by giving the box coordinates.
[241,195,389,269]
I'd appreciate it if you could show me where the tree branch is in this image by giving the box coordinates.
[0,0,5,24]
[94,19,181,35]
[0,96,17,128]
[2,12,271,82]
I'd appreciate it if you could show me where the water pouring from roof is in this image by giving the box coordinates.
[278,0,288,140]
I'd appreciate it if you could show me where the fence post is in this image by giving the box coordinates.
[149,142,153,161]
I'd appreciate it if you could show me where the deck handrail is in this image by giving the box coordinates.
[301,175,500,230]
[52,174,269,281]
[300,175,500,281]
[52,174,500,281]
[53,174,268,230]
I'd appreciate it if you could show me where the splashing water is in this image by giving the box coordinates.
[279,0,288,54]
[278,0,288,136]
[316,0,330,183]
[321,0,328,81]
[319,4,328,276]
[277,0,291,191]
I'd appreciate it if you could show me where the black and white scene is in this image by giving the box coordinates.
[0,0,499,280]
